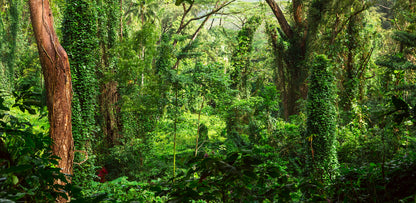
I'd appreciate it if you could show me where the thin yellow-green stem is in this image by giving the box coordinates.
[195,95,205,157]
[173,86,178,182]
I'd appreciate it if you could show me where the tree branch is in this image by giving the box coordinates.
[180,0,235,32]
[177,2,194,33]
[293,0,303,26]
[333,6,368,41]
[265,0,293,38]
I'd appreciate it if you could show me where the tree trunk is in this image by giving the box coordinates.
[100,81,121,147]
[28,0,74,200]
[7,0,21,90]
[265,0,308,120]
[98,0,122,148]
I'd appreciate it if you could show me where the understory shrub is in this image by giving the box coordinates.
[73,176,168,202]
[156,147,301,202]
[0,93,69,201]
[333,152,416,202]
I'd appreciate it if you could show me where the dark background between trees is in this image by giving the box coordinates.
[1,0,416,202]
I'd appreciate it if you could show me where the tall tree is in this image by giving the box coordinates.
[305,55,338,195]
[338,11,373,123]
[316,0,373,125]
[230,15,261,97]
[6,0,22,89]
[97,0,122,148]
[265,0,334,119]
[28,0,74,200]
[62,0,98,185]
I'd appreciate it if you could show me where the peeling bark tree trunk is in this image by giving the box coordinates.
[29,0,74,199]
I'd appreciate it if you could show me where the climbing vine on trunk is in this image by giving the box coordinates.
[305,55,338,186]
[62,0,99,186]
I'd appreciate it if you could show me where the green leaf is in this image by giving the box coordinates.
[1,165,32,174]
[12,175,19,185]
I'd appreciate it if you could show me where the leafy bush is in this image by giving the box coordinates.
[333,152,416,202]
[0,93,69,201]
[270,120,305,177]
[74,176,167,202]
[158,148,300,202]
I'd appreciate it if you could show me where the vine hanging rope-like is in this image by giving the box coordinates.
[74,150,88,165]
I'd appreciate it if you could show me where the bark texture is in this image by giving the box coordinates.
[100,81,121,147]
[28,0,74,195]
[265,0,293,38]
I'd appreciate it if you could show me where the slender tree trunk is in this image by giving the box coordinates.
[7,0,21,89]
[98,0,122,148]
[195,95,205,157]
[120,0,123,39]
[28,0,74,201]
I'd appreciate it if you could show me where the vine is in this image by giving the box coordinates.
[230,15,261,96]
[305,55,338,184]
[7,0,22,89]
[62,0,99,186]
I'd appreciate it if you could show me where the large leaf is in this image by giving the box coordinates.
[0,97,9,111]
[392,95,409,111]
[0,165,32,174]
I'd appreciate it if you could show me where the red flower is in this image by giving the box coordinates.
[98,167,108,182]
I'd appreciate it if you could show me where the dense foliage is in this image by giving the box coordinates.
[305,55,338,186]
[1,0,416,202]
[62,0,99,186]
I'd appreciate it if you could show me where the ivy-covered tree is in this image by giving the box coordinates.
[6,0,22,89]
[318,0,374,125]
[265,0,332,119]
[265,0,371,120]
[230,15,261,97]
[305,55,338,185]
[97,0,122,148]
[62,0,99,185]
